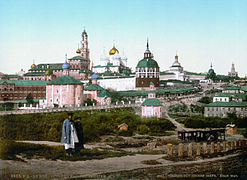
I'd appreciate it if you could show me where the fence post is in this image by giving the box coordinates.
[178,143,183,157]
[203,142,208,154]
[196,143,201,156]
[167,144,173,156]
[217,142,221,153]
[188,143,193,156]
[210,142,215,154]
[223,141,226,152]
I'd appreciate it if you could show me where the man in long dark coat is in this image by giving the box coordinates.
[74,117,84,154]
[61,112,79,156]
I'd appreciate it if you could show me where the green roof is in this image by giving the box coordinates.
[68,56,88,61]
[136,58,159,68]
[160,72,175,75]
[85,84,104,91]
[0,74,23,79]
[30,63,63,70]
[141,98,162,106]
[23,72,46,76]
[97,90,111,97]
[224,86,240,90]
[185,71,206,76]
[215,93,247,101]
[160,79,193,84]
[206,101,247,107]
[47,75,83,85]
[117,86,196,97]
[240,86,247,92]
[16,99,39,103]
[0,80,48,86]
[208,68,215,74]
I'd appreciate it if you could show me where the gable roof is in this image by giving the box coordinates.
[84,84,104,91]
[215,93,247,101]
[141,98,162,106]
[0,80,48,86]
[68,56,88,61]
[97,90,111,97]
[206,101,247,107]
[47,75,83,85]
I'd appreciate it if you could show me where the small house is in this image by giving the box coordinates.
[118,123,128,131]
[226,124,237,135]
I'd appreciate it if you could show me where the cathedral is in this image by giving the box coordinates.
[92,44,131,75]
[23,29,91,81]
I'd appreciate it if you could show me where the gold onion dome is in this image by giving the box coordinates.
[76,49,81,54]
[109,45,119,55]
[45,69,53,75]
[31,64,36,68]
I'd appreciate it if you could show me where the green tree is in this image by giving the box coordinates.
[26,93,34,105]
[83,98,97,106]
[198,96,212,104]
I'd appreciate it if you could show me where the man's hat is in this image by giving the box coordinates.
[68,112,74,116]
[75,116,81,120]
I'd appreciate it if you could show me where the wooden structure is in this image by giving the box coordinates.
[226,124,237,135]
[178,128,225,142]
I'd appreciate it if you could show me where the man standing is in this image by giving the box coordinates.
[61,112,79,156]
[74,117,84,155]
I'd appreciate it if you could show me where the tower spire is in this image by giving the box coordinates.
[146,37,149,49]
[210,62,213,69]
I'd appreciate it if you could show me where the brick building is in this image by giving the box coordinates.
[0,80,47,102]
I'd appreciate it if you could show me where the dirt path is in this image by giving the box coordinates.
[1,152,241,180]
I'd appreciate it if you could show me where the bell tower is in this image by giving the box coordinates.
[80,27,90,69]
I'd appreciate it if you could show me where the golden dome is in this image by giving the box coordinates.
[109,45,119,55]
[76,49,81,54]
[45,69,53,75]
[31,64,36,68]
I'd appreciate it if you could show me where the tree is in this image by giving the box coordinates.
[83,98,97,106]
[198,96,212,104]
[26,93,34,105]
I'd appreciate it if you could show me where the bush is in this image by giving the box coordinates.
[0,107,175,143]
[198,96,213,104]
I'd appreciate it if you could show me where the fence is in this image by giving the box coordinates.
[166,140,247,157]
[0,104,139,115]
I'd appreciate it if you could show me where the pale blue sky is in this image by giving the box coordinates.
[0,0,247,76]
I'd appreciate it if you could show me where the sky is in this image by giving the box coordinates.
[0,0,247,76]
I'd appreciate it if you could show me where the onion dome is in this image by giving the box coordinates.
[109,45,119,55]
[45,69,53,75]
[91,72,98,80]
[62,54,70,70]
[208,63,215,74]
[76,49,81,54]
[137,58,159,68]
[31,64,36,68]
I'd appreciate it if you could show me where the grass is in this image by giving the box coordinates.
[0,139,132,161]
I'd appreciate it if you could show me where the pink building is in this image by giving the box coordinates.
[46,75,83,108]
[141,82,162,117]
[84,73,111,105]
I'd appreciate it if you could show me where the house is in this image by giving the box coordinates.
[226,124,237,135]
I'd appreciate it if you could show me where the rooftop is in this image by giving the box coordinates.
[0,80,48,86]
[84,84,104,91]
[141,98,162,106]
[206,101,247,107]
[47,75,83,85]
